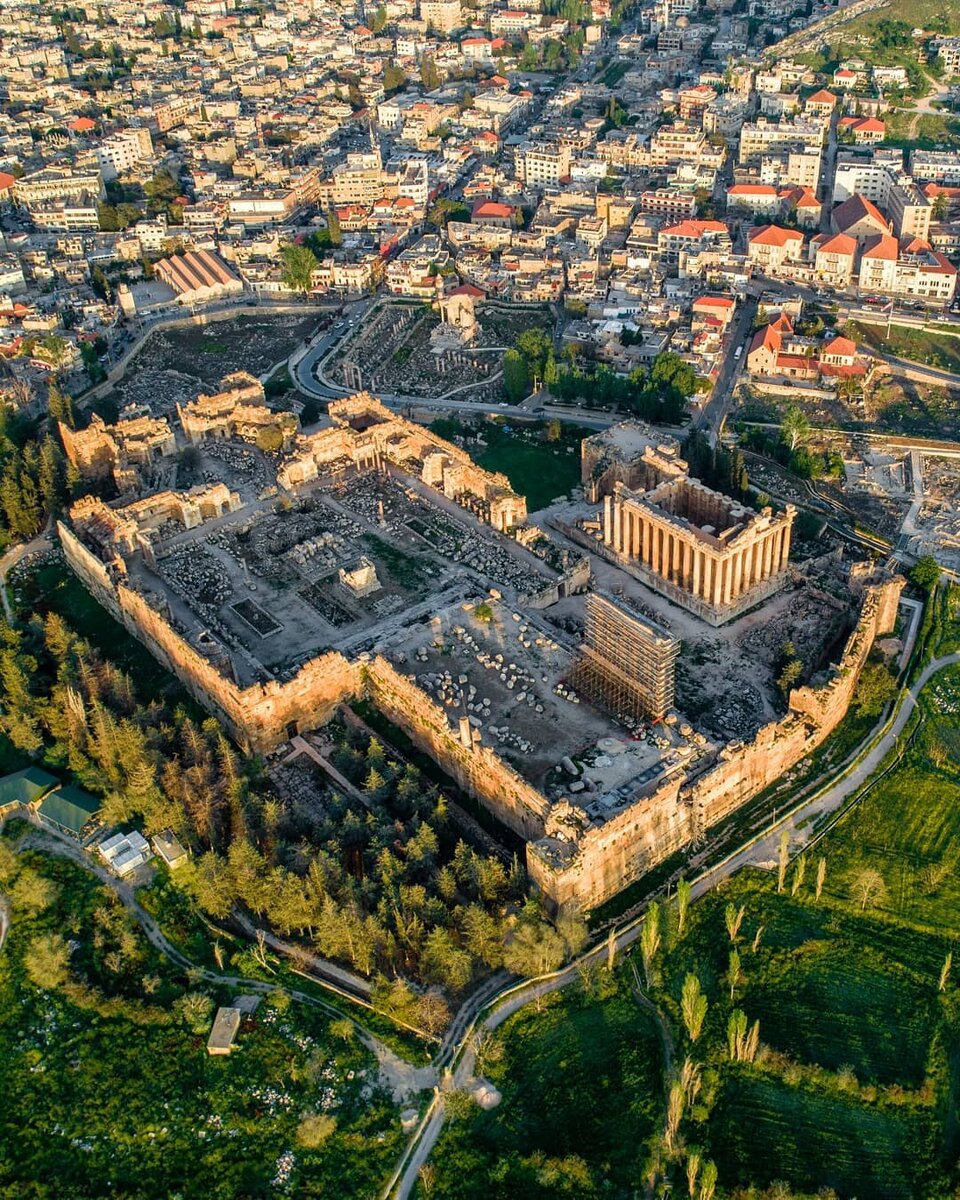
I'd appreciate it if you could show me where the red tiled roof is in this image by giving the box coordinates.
[860,233,898,261]
[749,224,803,246]
[662,219,728,236]
[693,295,735,309]
[728,184,779,196]
[813,232,856,257]
[473,200,513,218]
[823,335,857,357]
[833,194,889,232]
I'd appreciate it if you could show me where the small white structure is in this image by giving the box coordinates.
[152,828,189,870]
[207,1007,242,1055]
[99,829,152,877]
[339,556,381,597]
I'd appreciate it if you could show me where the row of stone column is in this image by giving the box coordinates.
[604,496,792,609]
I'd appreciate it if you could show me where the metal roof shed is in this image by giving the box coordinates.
[37,786,101,838]
[0,767,59,816]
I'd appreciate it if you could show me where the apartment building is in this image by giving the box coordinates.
[515,141,572,186]
[96,128,154,181]
[746,224,804,273]
[639,189,697,221]
[738,118,824,164]
[810,231,857,288]
[859,234,958,304]
[910,150,960,186]
[833,152,931,240]
[419,0,462,32]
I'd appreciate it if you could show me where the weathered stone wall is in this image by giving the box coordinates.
[363,656,551,842]
[60,513,904,914]
[59,520,360,753]
[529,574,904,910]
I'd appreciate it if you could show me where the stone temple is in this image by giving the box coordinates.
[59,394,903,914]
[601,477,796,626]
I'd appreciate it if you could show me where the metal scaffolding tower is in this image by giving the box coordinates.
[570,592,679,722]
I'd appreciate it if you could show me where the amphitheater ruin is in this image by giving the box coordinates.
[60,399,904,911]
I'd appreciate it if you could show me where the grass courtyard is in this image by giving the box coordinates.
[475,420,585,512]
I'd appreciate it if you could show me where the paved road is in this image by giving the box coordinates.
[696,295,757,444]
[0,531,52,622]
[391,635,956,1200]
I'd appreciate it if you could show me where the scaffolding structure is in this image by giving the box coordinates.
[570,592,679,722]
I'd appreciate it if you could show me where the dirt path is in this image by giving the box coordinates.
[7,823,436,1101]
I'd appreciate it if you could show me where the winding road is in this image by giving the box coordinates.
[387,641,960,1199]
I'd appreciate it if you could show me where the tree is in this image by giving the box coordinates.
[296,1113,337,1147]
[781,405,811,452]
[256,426,284,454]
[815,856,827,902]
[326,206,342,247]
[640,901,661,986]
[48,381,74,428]
[420,54,441,91]
[25,932,71,990]
[727,949,744,1001]
[502,349,529,404]
[940,951,952,992]
[790,854,806,897]
[369,4,388,32]
[10,869,59,917]
[777,829,789,894]
[383,61,407,93]
[280,243,319,293]
[174,990,215,1032]
[502,917,566,977]
[699,1160,718,1200]
[681,972,707,1042]
[851,866,887,911]
[676,877,691,935]
[933,191,949,221]
[90,265,111,300]
[910,555,940,592]
[724,902,745,944]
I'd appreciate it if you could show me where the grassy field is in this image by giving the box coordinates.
[0,848,402,1200]
[882,111,960,151]
[849,322,960,375]
[436,659,960,1199]
[818,663,960,930]
[419,977,664,1198]
[475,423,584,512]
[643,659,960,1197]
[712,1072,939,1199]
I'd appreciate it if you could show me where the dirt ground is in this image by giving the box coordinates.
[101,314,320,420]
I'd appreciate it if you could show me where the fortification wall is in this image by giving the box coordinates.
[530,575,904,910]
[59,521,359,753]
[363,656,550,842]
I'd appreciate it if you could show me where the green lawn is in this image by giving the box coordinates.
[0,849,402,1200]
[713,1072,941,1200]
[420,978,664,1198]
[476,428,583,512]
[849,322,960,375]
[882,111,960,151]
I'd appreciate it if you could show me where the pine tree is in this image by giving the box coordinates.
[47,382,74,429]
[38,435,64,517]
